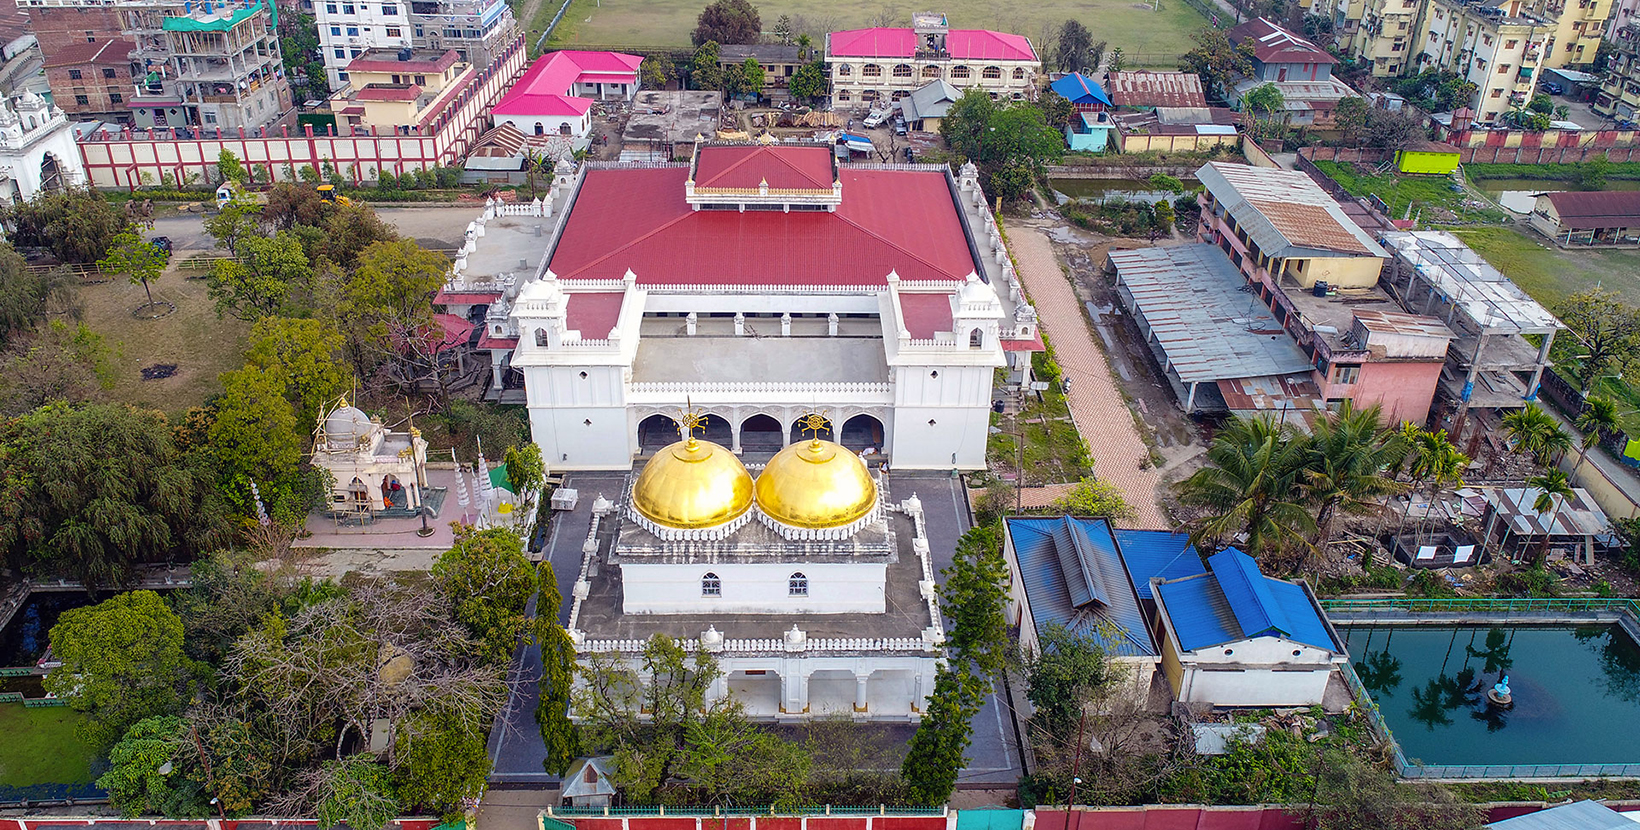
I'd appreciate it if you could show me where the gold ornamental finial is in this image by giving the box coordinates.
[676,408,707,448]
[797,412,832,446]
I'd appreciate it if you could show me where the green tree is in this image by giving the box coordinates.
[741,56,765,96]
[243,316,353,427]
[640,55,671,89]
[900,664,984,805]
[45,590,191,747]
[1050,476,1134,519]
[433,526,539,666]
[1040,89,1076,130]
[1334,96,1369,145]
[311,201,398,265]
[692,0,760,45]
[207,231,311,320]
[1557,288,1640,390]
[0,404,229,587]
[1501,404,1571,466]
[1176,415,1315,559]
[1573,396,1619,472]
[1527,468,1575,565]
[98,715,197,817]
[573,634,718,799]
[939,523,1010,679]
[1107,46,1125,71]
[393,706,491,820]
[2,187,132,264]
[1527,92,1553,114]
[772,13,793,43]
[1243,83,1286,140]
[674,702,811,806]
[1020,622,1113,740]
[263,182,329,230]
[1056,20,1093,73]
[690,41,723,90]
[1576,152,1611,190]
[312,755,402,830]
[1303,402,1407,556]
[503,442,545,495]
[99,231,170,310]
[1180,27,1253,99]
[0,244,75,345]
[0,321,114,416]
[1304,748,1484,830]
[790,60,827,102]
[208,365,307,522]
[942,91,1063,200]
[537,621,580,776]
[338,238,449,381]
[204,201,266,258]
[1402,425,1469,539]
[218,149,247,184]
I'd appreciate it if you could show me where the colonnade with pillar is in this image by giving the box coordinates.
[704,656,939,722]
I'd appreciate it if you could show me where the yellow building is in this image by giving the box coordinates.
[1596,22,1640,118]
[330,48,474,132]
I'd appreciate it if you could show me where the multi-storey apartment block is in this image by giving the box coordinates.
[824,11,1039,109]
[315,0,514,92]
[1595,20,1640,117]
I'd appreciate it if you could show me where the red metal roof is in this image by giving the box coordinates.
[1227,18,1337,66]
[1000,331,1045,352]
[827,27,1036,61]
[897,293,953,338]
[492,50,642,117]
[547,166,976,285]
[44,39,135,69]
[1541,190,1640,229]
[433,313,475,352]
[435,290,502,304]
[478,333,519,350]
[355,83,421,101]
[693,145,834,190]
[565,292,624,338]
[346,49,460,75]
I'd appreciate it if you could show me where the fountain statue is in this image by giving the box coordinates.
[1486,673,1513,708]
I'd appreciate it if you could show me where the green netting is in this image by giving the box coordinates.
[163,0,267,32]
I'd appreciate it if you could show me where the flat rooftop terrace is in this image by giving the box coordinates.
[462,216,549,281]
[632,335,889,384]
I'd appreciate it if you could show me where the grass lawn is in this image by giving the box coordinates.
[76,268,250,419]
[1447,226,1640,309]
[544,0,1208,64]
[1313,160,1509,224]
[0,704,99,789]
[988,387,1093,486]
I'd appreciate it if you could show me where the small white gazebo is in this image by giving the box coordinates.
[312,397,430,518]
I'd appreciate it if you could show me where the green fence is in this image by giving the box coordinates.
[22,697,66,708]
[1321,597,1640,616]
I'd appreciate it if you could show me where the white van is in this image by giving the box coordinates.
[862,110,889,128]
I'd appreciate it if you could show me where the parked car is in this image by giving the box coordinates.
[894,119,908,136]
[150,236,172,254]
[862,110,889,128]
[1540,81,1565,95]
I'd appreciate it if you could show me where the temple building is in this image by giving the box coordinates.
[565,412,943,721]
[311,397,431,518]
[437,141,1043,471]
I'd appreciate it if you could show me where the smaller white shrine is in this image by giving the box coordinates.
[0,91,83,203]
[312,398,431,517]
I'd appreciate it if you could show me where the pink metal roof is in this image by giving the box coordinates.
[492,50,642,117]
[827,27,1036,61]
[547,166,975,285]
[355,84,421,101]
[478,332,518,350]
[347,49,459,74]
[694,145,834,190]
[897,293,954,338]
[565,292,624,339]
[435,290,503,304]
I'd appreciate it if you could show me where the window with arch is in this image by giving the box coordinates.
[837,63,853,76]
[969,328,984,348]
[701,572,721,596]
[862,89,880,102]
[1012,67,1026,79]
[533,121,544,135]
[862,63,882,77]
[789,572,809,596]
[982,65,1002,79]
[891,89,908,101]
[892,63,912,77]
[922,64,941,77]
[838,89,851,102]
[950,65,972,79]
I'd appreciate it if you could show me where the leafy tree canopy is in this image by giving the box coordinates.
[432,526,539,666]
[45,590,193,748]
[1,188,132,264]
[692,0,761,45]
[940,523,1011,679]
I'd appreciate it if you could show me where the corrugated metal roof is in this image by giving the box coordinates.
[1154,549,1338,652]
[1006,517,1157,657]
[1112,529,1205,600]
[1197,162,1386,259]
[1108,244,1314,385]
[1104,71,1207,108]
[1484,486,1612,538]
[1488,801,1640,830]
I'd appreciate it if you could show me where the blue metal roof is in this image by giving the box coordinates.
[1050,73,1111,106]
[1006,517,1156,657]
[1154,549,1338,653]
[1112,529,1205,600]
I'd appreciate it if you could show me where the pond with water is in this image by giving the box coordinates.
[0,593,101,668]
[1049,177,1191,205]
[1342,624,1640,768]
[1474,177,1640,213]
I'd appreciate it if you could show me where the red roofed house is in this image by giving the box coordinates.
[330,48,474,131]
[825,11,1040,110]
[1530,190,1640,246]
[445,142,1044,470]
[491,50,642,141]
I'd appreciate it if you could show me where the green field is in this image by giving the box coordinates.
[543,0,1209,65]
[0,704,99,789]
[1448,226,1640,309]
[1314,160,1509,224]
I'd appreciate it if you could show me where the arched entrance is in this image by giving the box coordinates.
[840,414,884,453]
[698,414,731,446]
[38,153,64,193]
[790,418,834,444]
[637,414,680,452]
[739,414,782,453]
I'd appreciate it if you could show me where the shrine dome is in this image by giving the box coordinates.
[754,438,877,530]
[631,436,754,531]
[322,401,373,447]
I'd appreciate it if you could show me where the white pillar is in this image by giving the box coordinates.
[686,312,697,335]
[782,669,808,714]
[854,673,869,712]
[781,312,791,336]
[731,417,743,454]
[734,312,745,336]
[828,312,838,336]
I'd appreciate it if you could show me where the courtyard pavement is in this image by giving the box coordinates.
[1005,223,1169,527]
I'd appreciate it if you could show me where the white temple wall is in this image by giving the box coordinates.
[523,364,631,468]
[622,562,887,614]
[890,363,992,470]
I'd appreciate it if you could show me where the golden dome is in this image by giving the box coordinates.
[632,437,754,530]
[754,439,877,529]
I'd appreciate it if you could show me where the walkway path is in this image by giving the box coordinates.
[1005,223,1168,527]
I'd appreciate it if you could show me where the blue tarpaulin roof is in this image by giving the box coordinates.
[1050,72,1111,106]
[1006,516,1156,657]
[1112,529,1205,600]
[1155,549,1338,653]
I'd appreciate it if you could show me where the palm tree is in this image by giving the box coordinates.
[1404,428,1469,543]
[1502,404,1573,467]
[1302,402,1408,561]
[1176,415,1316,561]
[1572,396,1619,473]
[1525,468,1575,565]
[796,33,813,62]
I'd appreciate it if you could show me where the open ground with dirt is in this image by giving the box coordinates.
[544,0,1209,65]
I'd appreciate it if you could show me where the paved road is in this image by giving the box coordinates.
[1006,222,1168,527]
[150,204,488,253]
